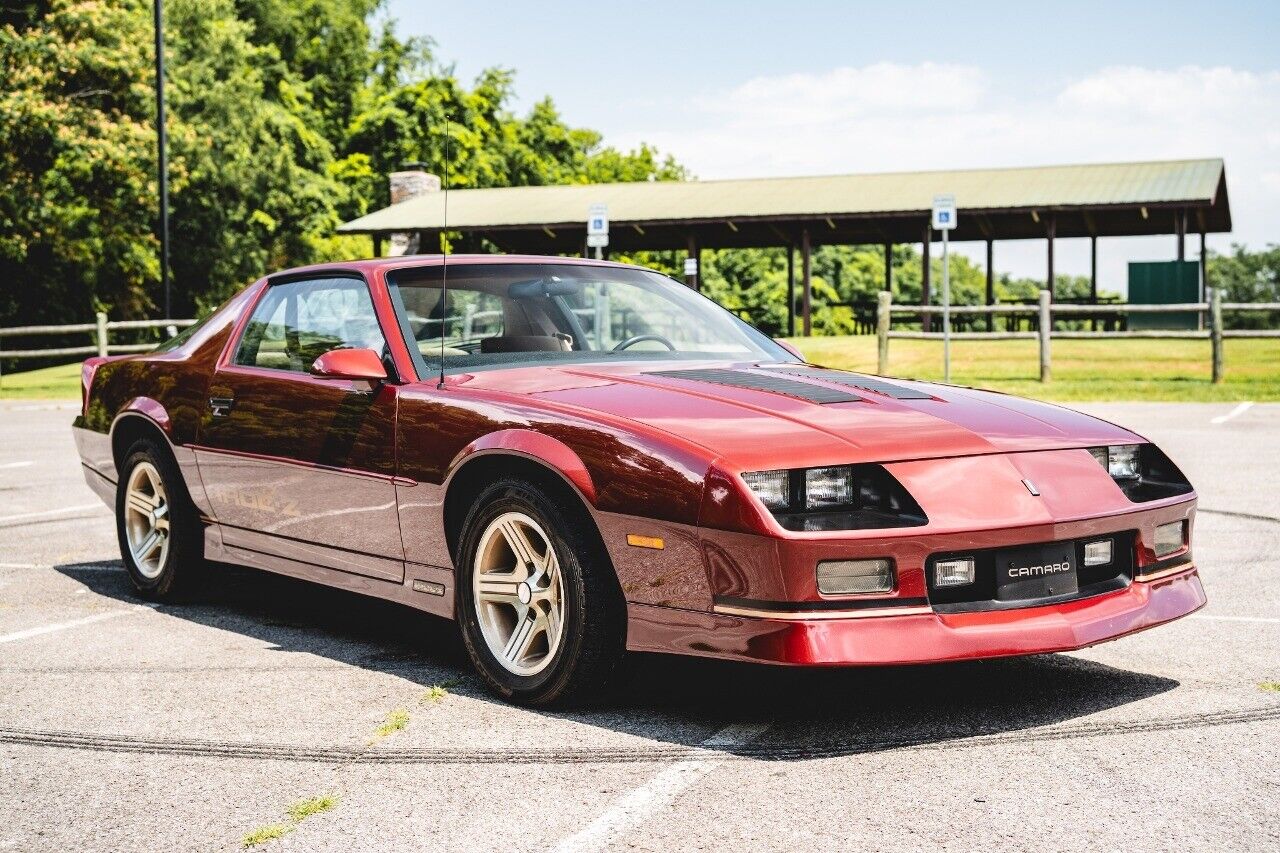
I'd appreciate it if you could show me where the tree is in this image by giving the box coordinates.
[1208,244,1280,329]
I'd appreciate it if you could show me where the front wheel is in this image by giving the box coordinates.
[456,479,624,707]
[115,439,205,600]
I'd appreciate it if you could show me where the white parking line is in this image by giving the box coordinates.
[0,503,104,525]
[551,722,770,853]
[0,461,34,470]
[1211,401,1254,424]
[1192,614,1280,624]
[0,605,154,645]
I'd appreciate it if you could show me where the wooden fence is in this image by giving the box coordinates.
[876,289,1280,383]
[0,312,197,367]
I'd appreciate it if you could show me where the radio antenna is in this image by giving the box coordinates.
[437,115,451,389]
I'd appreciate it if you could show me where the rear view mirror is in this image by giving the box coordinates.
[508,277,584,299]
[310,348,388,382]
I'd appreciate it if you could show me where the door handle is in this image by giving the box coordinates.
[209,397,234,417]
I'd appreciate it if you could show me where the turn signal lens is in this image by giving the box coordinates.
[934,557,976,587]
[742,470,790,510]
[1154,521,1185,558]
[817,559,894,595]
[805,467,854,509]
[1083,539,1113,566]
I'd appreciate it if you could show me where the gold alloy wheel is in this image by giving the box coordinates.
[472,511,566,676]
[123,461,171,579]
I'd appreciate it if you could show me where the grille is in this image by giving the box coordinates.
[926,531,1137,613]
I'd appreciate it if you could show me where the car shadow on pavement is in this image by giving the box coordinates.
[55,560,1180,760]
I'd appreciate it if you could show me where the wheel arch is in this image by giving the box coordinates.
[110,400,174,470]
[441,431,603,574]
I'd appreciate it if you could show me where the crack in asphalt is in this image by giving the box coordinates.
[1198,507,1280,524]
[1,704,1276,765]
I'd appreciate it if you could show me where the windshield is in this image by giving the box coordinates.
[386,263,792,376]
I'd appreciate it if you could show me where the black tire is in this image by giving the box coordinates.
[115,438,206,601]
[456,478,625,707]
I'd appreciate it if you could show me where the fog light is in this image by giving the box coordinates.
[1083,539,1113,566]
[817,559,893,595]
[934,557,976,587]
[1154,521,1185,558]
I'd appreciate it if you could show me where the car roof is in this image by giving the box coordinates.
[266,254,646,281]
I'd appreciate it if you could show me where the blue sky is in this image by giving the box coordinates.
[386,1,1279,289]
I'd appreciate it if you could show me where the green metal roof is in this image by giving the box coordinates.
[337,158,1229,237]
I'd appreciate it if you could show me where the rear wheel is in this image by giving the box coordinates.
[115,439,205,600]
[456,478,624,707]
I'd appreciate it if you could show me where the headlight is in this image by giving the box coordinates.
[1089,444,1140,480]
[805,467,853,508]
[742,470,789,510]
[1088,443,1193,502]
[740,464,927,531]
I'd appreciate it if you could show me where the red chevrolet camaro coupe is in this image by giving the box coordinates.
[73,255,1205,705]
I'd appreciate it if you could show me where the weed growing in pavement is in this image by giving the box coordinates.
[373,708,410,739]
[243,823,293,848]
[1260,681,1280,693]
[421,685,449,704]
[243,795,340,847]
[287,795,338,822]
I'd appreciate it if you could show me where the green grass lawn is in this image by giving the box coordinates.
[2,338,1277,402]
[0,361,81,400]
[786,336,1280,402]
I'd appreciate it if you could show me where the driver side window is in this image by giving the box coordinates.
[234,277,385,372]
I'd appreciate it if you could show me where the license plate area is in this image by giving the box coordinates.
[995,541,1077,601]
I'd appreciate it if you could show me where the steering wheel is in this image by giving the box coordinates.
[612,334,676,352]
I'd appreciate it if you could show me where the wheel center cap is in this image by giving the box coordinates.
[517,582,533,605]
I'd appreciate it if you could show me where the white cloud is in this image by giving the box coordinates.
[616,63,1280,286]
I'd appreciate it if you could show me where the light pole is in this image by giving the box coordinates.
[153,0,170,318]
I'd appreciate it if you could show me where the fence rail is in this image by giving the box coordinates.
[0,312,196,361]
[876,289,1279,384]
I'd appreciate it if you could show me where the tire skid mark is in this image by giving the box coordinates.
[1,704,1276,764]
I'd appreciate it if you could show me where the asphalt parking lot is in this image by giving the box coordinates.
[1,399,1277,852]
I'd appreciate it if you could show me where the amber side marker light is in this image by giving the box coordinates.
[626,534,665,550]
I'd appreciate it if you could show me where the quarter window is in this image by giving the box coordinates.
[234,278,385,372]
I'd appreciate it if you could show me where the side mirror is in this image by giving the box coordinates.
[773,339,805,361]
[310,348,388,382]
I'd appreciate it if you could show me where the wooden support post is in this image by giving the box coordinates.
[985,239,995,333]
[1176,209,1186,262]
[801,228,812,337]
[1038,290,1051,383]
[1090,234,1098,331]
[786,244,796,337]
[372,234,383,258]
[685,234,700,290]
[1211,286,1223,383]
[95,311,109,358]
[883,243,893,294]
[921,223,932,333]
[1046,215,1056,301]
[1199,230,1208,331]
[877,291,891,375]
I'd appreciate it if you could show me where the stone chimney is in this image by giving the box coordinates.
[387,166,441,256]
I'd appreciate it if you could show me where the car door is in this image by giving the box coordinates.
[195,274,405,582]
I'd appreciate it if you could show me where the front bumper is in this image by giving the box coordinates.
[627,565,1205,664]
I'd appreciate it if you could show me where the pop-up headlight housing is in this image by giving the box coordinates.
[741,464,927,532]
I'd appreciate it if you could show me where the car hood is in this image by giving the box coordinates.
[451,361,1144,471]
